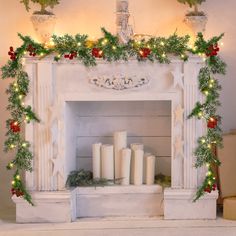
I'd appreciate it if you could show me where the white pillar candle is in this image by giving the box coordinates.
[143,152,152,183]
[120,148,131,185]
[114,131,127,179]
[145,155,156,185]
[92,143,102,179]
[101,145,114,180]
[133,149,144,185]
[130,143,144,184]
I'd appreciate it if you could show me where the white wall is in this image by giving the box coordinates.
[0,0,235,210]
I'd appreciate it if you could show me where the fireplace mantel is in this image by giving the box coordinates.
[13,56,218,223]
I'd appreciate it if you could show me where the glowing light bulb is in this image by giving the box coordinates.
[162,53,166,58]
[112,46,117,50]
[160,41,165,46]
[22,143,27,147]
[13,82,18,87]
[11,180,15,185]
[198,112,203,118]
[208,181,212,185]
[220,42,224,46]
[201,139,206,144]
[15,88,19,92]
[9,163,14,168]
[207,144,212,149]
[18,94,23,100]
[204,90,209,96]
[210,79,215,83]
[209,84,213,88]
[206,163,210,168]
[40,52,44,56]
[147,44,151,49]
[10,144,15,149]
[207,171,212,176]
[181,54,185,59]
[77,42,81,46]
[16,175,20,180]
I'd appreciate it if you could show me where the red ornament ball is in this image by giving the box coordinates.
[206,44,220,57]
[92,48,103,58]
[207,117,218,129]
[10,121,21,133]
[139,48,151,58]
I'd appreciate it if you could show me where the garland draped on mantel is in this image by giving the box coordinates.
[1,28,226,204]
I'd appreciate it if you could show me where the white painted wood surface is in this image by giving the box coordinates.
[16,56,218,222]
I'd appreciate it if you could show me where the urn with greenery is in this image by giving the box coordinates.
[178,0,207,34]
[20,0,60,43]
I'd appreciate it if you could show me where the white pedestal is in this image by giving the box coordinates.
[76,185,163,218]
[13,191,77,223]
[164,188,218,220]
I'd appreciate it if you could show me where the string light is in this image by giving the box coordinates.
[181,54,185,59]
[77,42,81,46]
[98,50,103,56]
[10,144,15,149]
[201,138,206,144]
[208,180,212,185]
[102,38,108,45]
[207,144,212,149]
[204,90,209,96]
[162,53,166,58]
[207,171,212,176]
[16,175,20,180]
[160,41,165,46]
[198,112,203,118]
[112,45,117,50]
[22,142,27,147]
[206,163,210,168]
[9,163,14,168]
[11,180,15,185]
[40,52,44,56]
[18,94,23,100]
[15,87,19,92]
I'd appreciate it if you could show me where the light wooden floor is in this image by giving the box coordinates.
[1,207,236,236]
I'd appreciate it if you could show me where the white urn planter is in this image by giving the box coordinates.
[31,14,57,43]
[184,15,208,35]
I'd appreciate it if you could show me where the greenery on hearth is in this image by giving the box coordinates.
[66,169,118,187]
[1,28,226,204]
[155,174,171,188]
[20,0,60,15]
[177,0,206,16]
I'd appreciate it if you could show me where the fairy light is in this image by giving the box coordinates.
[18,94,23,100]
[220,42,224,46]
[204,90,209,96]
[40,52,44,56]
[198,112,203,118]
[201,138,206,144]
[22,142,27,148]
[21,102,25,106]
[139,50,144,56]
[16,175,20,180]
[15,87,19,92]
[206,163,210,168]
[10,144,15,149]
[11,180,15,185]
[23,51,27,55]
[210,79,215,84]
[207,171,212,176]
[162,53,166,58]
[160,41,165,46]
[25,115,30,123]
[208,181,212,185]
[147,44,151,49]
[102,38,108,45]
[207,144,212,149]
[77,42,81,46]
[209,84,213,88]
[13,82,18,87]
[181,54,185,59]
[9,163,14,168]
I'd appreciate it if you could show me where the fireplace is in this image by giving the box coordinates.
[13,57,218,223]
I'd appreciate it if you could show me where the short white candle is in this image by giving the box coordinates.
[101,145,114,180]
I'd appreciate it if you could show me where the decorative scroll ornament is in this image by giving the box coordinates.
[89,75,149,90]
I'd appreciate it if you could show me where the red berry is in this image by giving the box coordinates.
[69,55,74,60]
[32,53,36,57]
[10,46,14,52]
[8,51,13,56]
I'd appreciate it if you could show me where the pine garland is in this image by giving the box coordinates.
[1,28,226,204]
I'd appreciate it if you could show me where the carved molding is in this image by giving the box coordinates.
[89,75,150,90]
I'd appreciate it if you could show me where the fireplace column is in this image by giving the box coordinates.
[164,57,218,220]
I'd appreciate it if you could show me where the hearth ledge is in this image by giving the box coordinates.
[12,190,77,223]
[164,188,218,220]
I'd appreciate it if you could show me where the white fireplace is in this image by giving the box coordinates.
[13,56,218,223]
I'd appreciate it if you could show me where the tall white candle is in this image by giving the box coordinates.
[145,155,156,185]
[101,145,114,180]
[120,148,131,185]
[92,143,102,179]
[114,131,127,179]
[130,143,144,184]
[133,149,144,185]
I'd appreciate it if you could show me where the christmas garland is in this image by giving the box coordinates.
[1,28,226,205]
